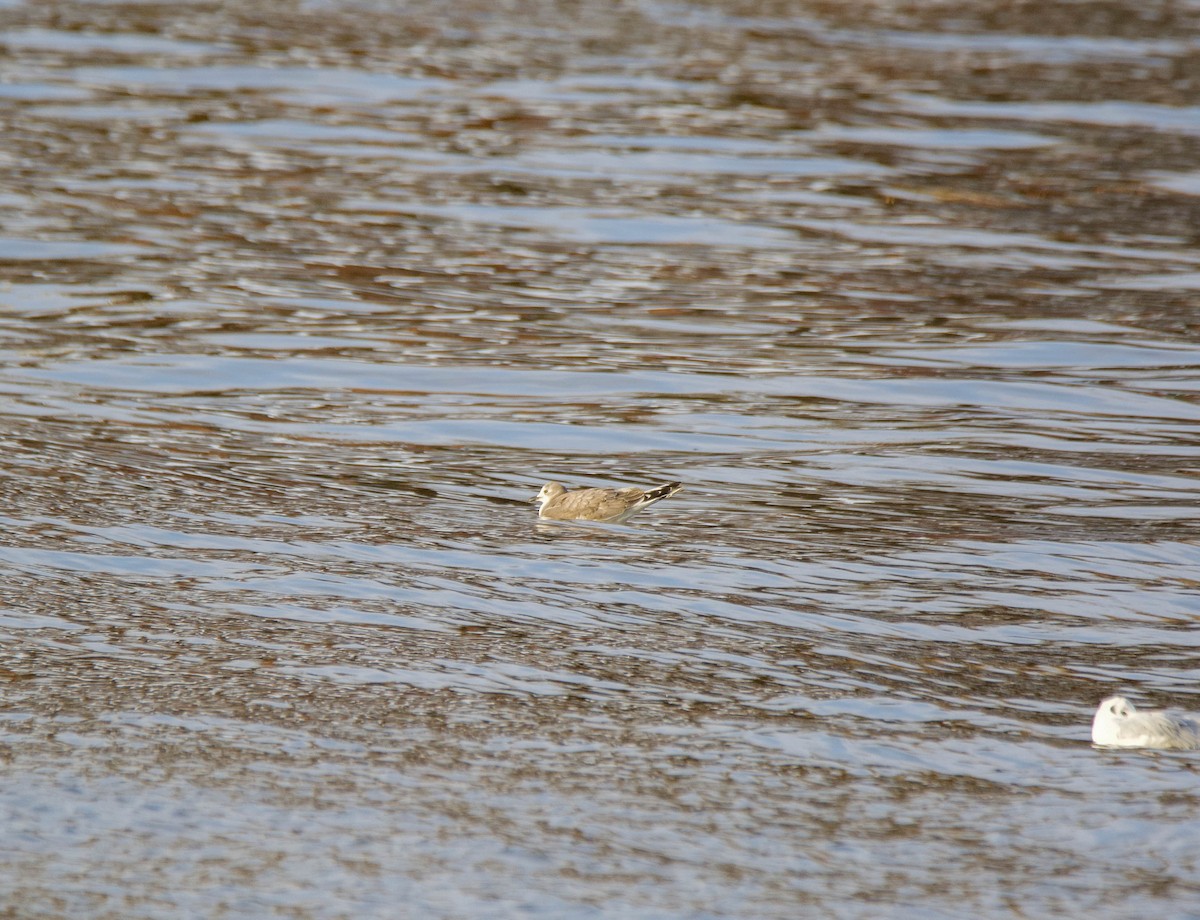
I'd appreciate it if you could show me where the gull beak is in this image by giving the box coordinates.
[529,493,539,503]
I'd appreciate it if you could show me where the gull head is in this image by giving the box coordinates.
[531,481,566,506]
[1092,695,1135,745]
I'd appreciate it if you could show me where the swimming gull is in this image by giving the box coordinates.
[532,480,683,523]
[1091,695,1200,750]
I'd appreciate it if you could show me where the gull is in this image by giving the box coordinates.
[1091,695,1200,750]
[531,480,683,523]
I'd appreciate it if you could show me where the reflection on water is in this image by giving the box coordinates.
[897,93,1200,135]
[2,0,1200,917]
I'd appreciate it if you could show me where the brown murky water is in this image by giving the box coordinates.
[3,0,1200,916]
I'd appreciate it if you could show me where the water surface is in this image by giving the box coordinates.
[2,0,1200,917]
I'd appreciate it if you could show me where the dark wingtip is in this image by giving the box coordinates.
[645,482,683,501]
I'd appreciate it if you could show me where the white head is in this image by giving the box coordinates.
[532,481,566,507]
[1092,695,1135,745]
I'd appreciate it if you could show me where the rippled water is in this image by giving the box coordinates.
[3,0,1200,916]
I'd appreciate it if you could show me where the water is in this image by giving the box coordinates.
[2,0,1200,916]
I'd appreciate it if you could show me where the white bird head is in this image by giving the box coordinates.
[531,481,566,505]
[1092,695,1135,745]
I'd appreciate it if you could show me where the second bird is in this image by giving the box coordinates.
[532,480,683,523]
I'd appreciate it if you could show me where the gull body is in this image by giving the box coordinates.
[1092,696,1200,750]
[532,480,683,523]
